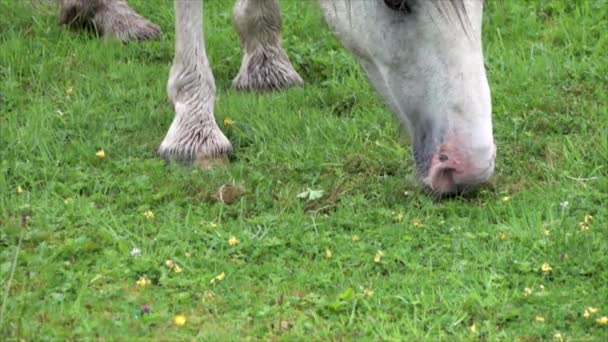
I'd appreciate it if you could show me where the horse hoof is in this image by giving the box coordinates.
[157,127,232,167]
[94,8,162,42]
[58,0,161,42]
[232,46,303,91]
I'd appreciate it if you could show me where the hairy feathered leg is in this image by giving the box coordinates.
[232,0,303,91]
[58,0,161,42]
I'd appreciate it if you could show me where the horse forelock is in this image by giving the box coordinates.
[435,0,473,33]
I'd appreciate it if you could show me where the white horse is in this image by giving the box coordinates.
[58,0,495,195]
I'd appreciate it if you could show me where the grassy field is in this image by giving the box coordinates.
[1,0,607,340]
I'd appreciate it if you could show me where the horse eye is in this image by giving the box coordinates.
[383,0,413,13]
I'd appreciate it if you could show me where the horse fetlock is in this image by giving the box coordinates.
[233,46,303,91]
[167,65,216,105]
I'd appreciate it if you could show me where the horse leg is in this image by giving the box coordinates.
[158,0,232,168]
[232,0,303,91]
[58,0,161,42]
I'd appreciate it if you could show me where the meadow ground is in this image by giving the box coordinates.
[1,0,607,340]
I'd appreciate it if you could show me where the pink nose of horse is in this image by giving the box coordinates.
[423,144,496,195]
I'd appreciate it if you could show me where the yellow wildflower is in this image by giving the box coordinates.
[96,149,105,159]
[325,249,332,259]
[412,218,424,228]
[535,316,545,323]
[541,263,552,273]
[174,314,187,326]
[580,214,593,231]
[544,230,551,237]
[498,232,508,241]
[210,272,226,284]
[65,86,73,95]
[144,210,155,220]
[584,306,599,319]
[165,260,182,273]
[17,185,23,194]
[136,276,151,287]
[228,236,240,246]
[352,235,360,242]
[223,118,234,127]
[209,222,218,228]
[470,323,477,334]
[363,288,374,297]
[583,214,593,225]
[374,250,384,263]
[524,287,533,297]
[596,316,608,325]
[501,196,511,202]
[394,212,404,221]
[553,333,563,342]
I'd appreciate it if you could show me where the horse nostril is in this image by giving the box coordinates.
[439,154,449,162]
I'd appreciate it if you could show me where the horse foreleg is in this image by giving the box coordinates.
[58,0,161,42]
[232,0,303,91]
[158,0,232,168]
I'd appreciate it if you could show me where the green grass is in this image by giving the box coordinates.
[1,0,607,340]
